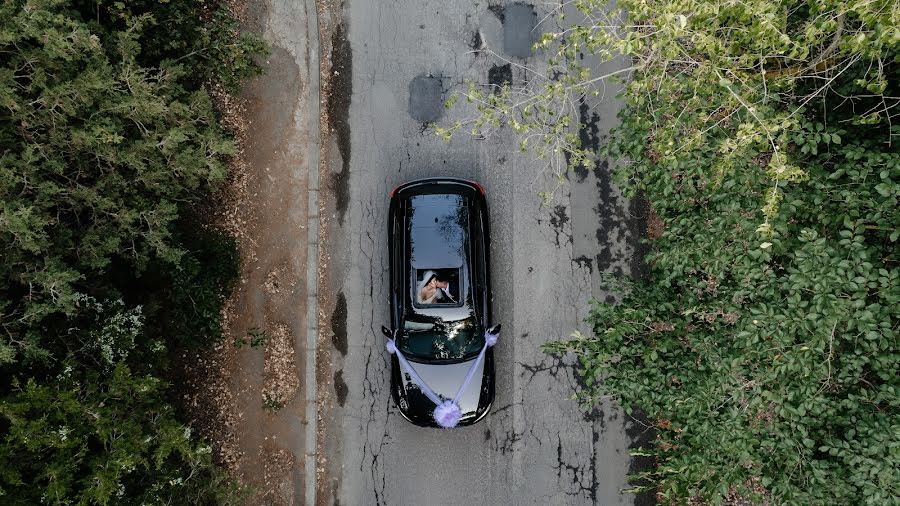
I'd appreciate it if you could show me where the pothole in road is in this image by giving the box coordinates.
[408,75,443,123]
[488,63,512,91]
[503,3,537,58]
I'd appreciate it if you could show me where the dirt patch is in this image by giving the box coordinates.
[260,444,296,505]
[487,2,505,22]
[180,3,313,502]
[263,323,301,408]
[264,266,283,294]
[172,340,243,475]
[646,203,664,240]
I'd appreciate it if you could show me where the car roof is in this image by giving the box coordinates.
[399,191,477,323]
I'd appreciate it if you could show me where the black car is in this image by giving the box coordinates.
[382,178,498,427]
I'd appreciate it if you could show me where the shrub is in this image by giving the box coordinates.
[452,0,899,502]
[0,0,263,501]
[166,225,241,348]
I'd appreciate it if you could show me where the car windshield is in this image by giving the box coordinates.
[399,315,483,361]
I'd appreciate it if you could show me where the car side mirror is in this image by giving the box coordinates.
[487,324,501,335]
[381,325,393,338]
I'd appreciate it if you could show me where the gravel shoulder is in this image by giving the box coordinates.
[179,0,320,503]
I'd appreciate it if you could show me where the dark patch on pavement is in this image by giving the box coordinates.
[408,75,443,123]
[628,191,650,280]
[488,63,512,92]
[573,255,593,270]
[484,429,491,441]
[594,160,621,271]
[553,433,599,501]
[548,204,572,246]
[470,30,483,51]
[625,408,657,505]
[503,3,537,58]
[518,356,564,386]
[334,369,349,406]
[487,3,505,22]
[329,22,352,226]
[574,99,601,183]
[331,292,348,356]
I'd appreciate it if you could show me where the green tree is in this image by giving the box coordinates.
[0,0,263,501]
[450,0,899,502]
[1,350,238,504]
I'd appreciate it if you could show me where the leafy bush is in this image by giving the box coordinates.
[452,0,899,503]
[0,0,263,501]
[166,225,240,348]
[1,360,239,505]
[553,122,899,502]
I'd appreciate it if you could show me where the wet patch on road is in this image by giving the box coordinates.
[548,204,572,247]
[488,63,512,91]
[487,2,505,22]
[628,192,650,280]
[469,30,484,51]
[330,291,348,356]
[625,408,657,505]
[573,100,602,183]
[333,369,348,407]
[573,255,594,270]
[554,432,599,502]
[408,75,444,123]
[503,3,537,58]
[328,22,352,226]
[594,160,622,272]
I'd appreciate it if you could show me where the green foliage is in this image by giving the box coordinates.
[234,327,270,349]
[1,361,239,505]
[262,393,286,412]
[453,0,900,503]
[0,0,243,354]
[549,124,900,501]
[167,225,240,348]
[0,0,264,502]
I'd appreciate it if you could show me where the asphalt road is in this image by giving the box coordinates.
[318,1,650,504]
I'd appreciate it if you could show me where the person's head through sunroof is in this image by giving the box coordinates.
[416,269,457,304]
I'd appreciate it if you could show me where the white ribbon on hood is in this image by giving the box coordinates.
[386,329,499,428]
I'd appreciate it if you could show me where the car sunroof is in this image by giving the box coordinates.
[413,268,462,307]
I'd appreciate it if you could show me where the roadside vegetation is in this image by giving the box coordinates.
[0,0,263,502]
[449,0,899,503]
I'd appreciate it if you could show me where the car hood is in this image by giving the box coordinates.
[397,356,484,416]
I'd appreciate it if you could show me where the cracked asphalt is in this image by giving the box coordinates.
[316,1,652,504]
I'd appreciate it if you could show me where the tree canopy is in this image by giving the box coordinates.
[0,0,262,502]
[450,0,899,503]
